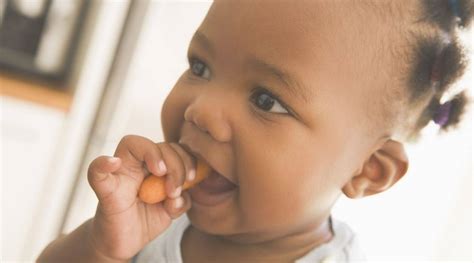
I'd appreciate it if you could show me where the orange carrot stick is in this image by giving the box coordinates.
[138,159,211,204]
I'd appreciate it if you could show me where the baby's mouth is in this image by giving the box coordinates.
[178,138,238,186]
[177,133,238,206]
[198,169,238,194]
[189,168,238,207]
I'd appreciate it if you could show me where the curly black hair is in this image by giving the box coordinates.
[404,0,473,141]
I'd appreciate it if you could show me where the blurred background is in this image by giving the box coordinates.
[0,0,472,261]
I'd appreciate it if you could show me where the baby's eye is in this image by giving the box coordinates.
[251,88,289,114]
[189,58,211,79]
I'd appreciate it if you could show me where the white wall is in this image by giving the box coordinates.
[1,0,131,261]
[1,96,66,260]
[64,1,472,261]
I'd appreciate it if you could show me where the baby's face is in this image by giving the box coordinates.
[162,0,405,242]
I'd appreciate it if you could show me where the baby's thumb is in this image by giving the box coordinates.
[87,156,122,202]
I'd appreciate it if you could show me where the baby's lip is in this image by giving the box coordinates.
[178,141,238,186]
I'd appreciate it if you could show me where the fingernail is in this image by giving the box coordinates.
[171,186,182,198]
[158,161,167,174]
[108,157,120,163]
[187,170,196,181]
[174,197,184,209]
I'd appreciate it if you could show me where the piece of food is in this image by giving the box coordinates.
[138,159,211,204]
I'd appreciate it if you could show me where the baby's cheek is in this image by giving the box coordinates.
[239,171,314,228]
[161,85,187,142]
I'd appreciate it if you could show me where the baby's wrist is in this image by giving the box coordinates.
[86,218,131,263]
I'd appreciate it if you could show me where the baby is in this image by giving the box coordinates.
[38,0,472,262]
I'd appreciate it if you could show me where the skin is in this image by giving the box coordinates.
[161,0,412,262]
[37,1,413,263]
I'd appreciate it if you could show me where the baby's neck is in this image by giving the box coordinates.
[181,216,334,263]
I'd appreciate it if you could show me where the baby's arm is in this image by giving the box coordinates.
[37,135,194,262]
[37,219,126,263]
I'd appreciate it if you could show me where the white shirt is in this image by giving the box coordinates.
[132,214,366,262]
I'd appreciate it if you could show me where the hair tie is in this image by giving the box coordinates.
[433,100,453,126]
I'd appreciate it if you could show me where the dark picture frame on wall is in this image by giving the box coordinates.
[0,0,89,86]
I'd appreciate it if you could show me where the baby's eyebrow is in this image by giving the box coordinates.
[191,31,216,58]
[191,30,311,104]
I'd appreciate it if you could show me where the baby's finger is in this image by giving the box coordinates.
[142,146,167,177]
[87,156,122,201]
[116,135,167,177]
[158,143,186,199]
[169,143,197,182]
[163,191,192,219]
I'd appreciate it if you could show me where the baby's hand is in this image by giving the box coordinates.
[87,135,195,261]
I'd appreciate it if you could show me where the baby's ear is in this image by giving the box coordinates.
[342,139,409,199]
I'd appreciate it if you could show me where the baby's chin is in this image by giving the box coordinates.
[186,210,290,245]
[185,187,240,236]
[184,168,239,231]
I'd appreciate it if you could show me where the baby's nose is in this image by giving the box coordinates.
[183,95,232,143]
